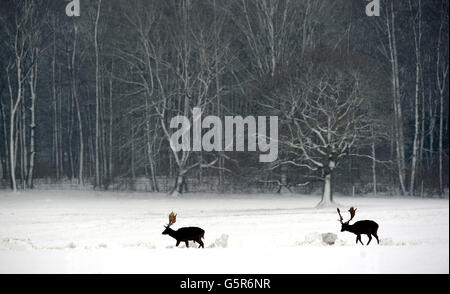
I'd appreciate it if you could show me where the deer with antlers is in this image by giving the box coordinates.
[337,207,379,245]
[162,212,205,248]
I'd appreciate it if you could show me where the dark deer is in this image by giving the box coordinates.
[337,207,379,245]
[162,212,205,248]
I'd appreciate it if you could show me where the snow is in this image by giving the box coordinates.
[0,190,448,274]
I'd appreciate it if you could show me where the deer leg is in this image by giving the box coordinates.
[198,239,204,248]
[185,241,189,248]
[175,240,180,247]
[367,234,372,245]
[373,233,380,244]
[357,234,364,245]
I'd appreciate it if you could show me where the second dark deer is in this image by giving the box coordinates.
[337,207,379,245]
[162,212,205,248]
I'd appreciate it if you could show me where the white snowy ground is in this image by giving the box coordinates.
[0,190,448,274]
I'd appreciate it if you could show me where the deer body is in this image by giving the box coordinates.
[163,226,205,248]
[341,220,379,245]
[338,208,380,245]
[162,213,205,248]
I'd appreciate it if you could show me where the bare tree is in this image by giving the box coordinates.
[69,22,85,186]
[408,0,423,196]
[260,52,385,206]
[373,2,407,195]
[50,14,60,182]
[436,0,449,197]
[26,47,38,188]
[231,0,307,192]
[1,0,38,191]
[117,0,225,195]
[119,1,161,191]
[158,0,221,195]
[0,91,9,181]
[94,0,102,188]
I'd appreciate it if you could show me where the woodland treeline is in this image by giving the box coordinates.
[0,0,448,200]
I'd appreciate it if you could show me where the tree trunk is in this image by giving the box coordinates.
[73,91,83,186]
[438,89,444,197]
[68,83,75,180]
[387,2,407,195]
[409,69,420,196]
[94,0,102,189]
[27,53,38,188]
[418,70,426,185]
[317,172,333,208]
[171,171,187,196]
[9,105,17,191]
[71,24,84,186]
[20,96,27,189]
[409,0,422,197]
[7,60,23,192]
[52,18,60,182]
[101,75,108,189]
[428,88,435,169]
[0,98,9,180]
[58,71,63,179]
[108,59,113,185]
[371,125,377,196]
[149,160,158,192]
[86,104,95,180]
[436,0,448,197]
[213,0,224,191]
[130,120,135,182]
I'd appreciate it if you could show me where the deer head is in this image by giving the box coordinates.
[337,207,357,232]
[162,211,177,235]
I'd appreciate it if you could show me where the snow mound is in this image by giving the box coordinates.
[123,242,155,249]
[296,232,345,246]
[45,242,78,250]
[321,233,338,245]
[0,238,36,250]
[379,238,410,246]
[65,242,77,249]
[0,239,78,250]
[208,234,229,248]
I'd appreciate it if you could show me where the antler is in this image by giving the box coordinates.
[348,207,357,222]
[337,207,357,224]
[167,211,177,227]
[337,208,344,224]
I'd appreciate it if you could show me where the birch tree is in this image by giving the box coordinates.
[118,1,162,191]
[26,46,38,188]
[373,2,407,195]
[408,0,423,196]
[69,22,85,186]
[436,0,449,197]
[1,0,37,191]
[94,0,102,188]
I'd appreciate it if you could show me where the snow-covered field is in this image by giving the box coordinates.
[0,190,448,274]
